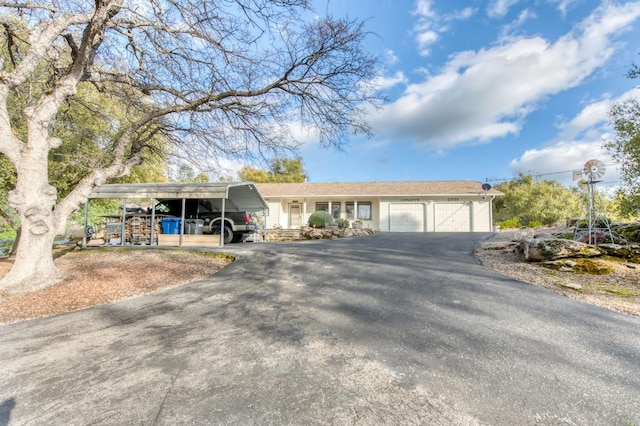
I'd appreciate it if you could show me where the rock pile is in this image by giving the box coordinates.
[264,226,374,242]
[479,224,640,275]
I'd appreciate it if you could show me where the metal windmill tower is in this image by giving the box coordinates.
[573,159,614,245]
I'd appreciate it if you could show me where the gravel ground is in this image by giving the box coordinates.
[1,232,639,326]
[475,231,640,318]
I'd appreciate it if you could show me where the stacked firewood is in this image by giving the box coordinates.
[125,216,162,244]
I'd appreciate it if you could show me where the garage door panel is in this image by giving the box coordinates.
[390,203,424,232]
[434,203,470,232]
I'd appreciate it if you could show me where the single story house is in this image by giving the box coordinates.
[255,181,503,233]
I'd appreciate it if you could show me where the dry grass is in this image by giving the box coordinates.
[0,248,233,325]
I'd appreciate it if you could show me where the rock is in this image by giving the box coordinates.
[489,228,535,242]
[598,243,640,260]
[476,241,518,252]
[542,258,611,275]
[611,222,640,243]
[560,282,583,290]
[520,237,605,262]
[295,226,373,240]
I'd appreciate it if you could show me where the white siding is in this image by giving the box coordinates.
[472,201,492,232]
[389,203,425,232]
[265,201,282,229]
[434,203,471,232]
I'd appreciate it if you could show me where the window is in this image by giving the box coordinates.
[331,203,341,219]
[357,203,372,220]
[346,203,355,219]
[316,202,340,219]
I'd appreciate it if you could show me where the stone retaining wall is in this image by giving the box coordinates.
[263,226,374,242]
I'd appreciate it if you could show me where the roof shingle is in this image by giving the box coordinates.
[255,181,503,197]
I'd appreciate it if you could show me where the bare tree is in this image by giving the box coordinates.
[0,0,380,292]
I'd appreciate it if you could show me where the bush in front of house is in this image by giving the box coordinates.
[499,218,521,229]
[308,211,334,228]
[337,218,350,229]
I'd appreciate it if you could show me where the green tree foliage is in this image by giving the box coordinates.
[239,157,308,183]
[604,97,640,212]
[0,154,18,232]
[493,174,581,225]
[50,85,170,199]
[602,56,640,217]
[175,164,209,183]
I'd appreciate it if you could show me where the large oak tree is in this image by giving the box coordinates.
[0,0,379,292]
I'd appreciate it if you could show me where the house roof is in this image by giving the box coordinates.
[255,181,503,198]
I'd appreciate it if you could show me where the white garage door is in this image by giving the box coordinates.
[434,203,471,232]
[389,203,425,232]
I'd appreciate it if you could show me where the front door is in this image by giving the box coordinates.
[288,204,302,228]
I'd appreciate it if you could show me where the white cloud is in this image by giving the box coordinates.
[384,49,399,65]
[488,0,522,18]
[508,88,640,188]
[376,1,640,150]
[371,71,409,91]
[452,7,476,20]
[557,88,638,140]
[509,141,620,188]
[500,9,537,36]
[547,0,580,15]
[413,0,439,56]
[412,0,476,56]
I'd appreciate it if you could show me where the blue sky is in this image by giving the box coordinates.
[284,0,640,189]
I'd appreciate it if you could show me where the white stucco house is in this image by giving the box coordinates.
[255,181,503,233]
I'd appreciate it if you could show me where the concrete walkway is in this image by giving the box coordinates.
[1,233,639,425]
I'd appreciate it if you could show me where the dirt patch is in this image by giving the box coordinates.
[0,248,233,325]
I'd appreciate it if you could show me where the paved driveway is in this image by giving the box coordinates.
[1,233,639,425]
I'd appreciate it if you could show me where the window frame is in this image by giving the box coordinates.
[357,202,372,220]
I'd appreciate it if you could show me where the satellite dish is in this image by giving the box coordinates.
[481,183,492,191]
[583,159,606,181]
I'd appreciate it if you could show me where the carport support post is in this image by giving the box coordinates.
[180,198,186,246]
[220,198,226,247]
[82,200,89,248]
[150,198,156,245]
[120,199,126,246]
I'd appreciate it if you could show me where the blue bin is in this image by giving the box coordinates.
[161,218,182,234]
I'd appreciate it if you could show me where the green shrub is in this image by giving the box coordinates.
[308,211,334,228]
[337,218,350,229]
[527,220,543,228]
[499,218,521,229]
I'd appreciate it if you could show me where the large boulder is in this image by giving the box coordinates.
[598,243,640,260]
[519,236,605,262]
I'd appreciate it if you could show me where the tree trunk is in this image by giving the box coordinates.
[0,223,65,293]
[0,147,67,293]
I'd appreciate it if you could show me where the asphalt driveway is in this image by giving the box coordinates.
[1,233,639,425]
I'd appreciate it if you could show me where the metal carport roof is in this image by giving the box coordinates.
[88,182,269,212]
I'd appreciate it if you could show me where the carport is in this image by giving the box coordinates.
[84,182,268,248]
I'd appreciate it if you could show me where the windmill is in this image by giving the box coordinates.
[573,159,613,244]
